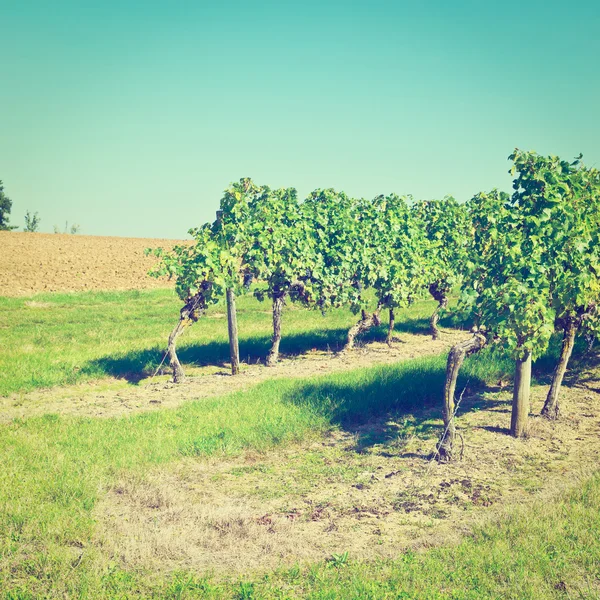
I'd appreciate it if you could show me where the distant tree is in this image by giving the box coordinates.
[24,211,41,232]
[53,221,81,234]
[0,180,17,231]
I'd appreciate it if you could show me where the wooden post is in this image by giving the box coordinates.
[226,287,240,375]
[386,308,395,346]
[511,350,532,437]
[216,208,240,376]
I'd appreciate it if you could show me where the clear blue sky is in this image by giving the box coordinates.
[1,0,598,238]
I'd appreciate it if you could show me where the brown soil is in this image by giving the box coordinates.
[1,330,469,422]
[94,370,600,576]
[0,231,184,296]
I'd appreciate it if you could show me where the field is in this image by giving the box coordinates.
[1,235,600,599]
[0,232,180,296]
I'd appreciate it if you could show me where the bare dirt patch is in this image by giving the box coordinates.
[94,375,600,575]
[0,330,468,421]
[0,231,183,296]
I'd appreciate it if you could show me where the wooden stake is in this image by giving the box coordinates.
[226,288,240,375]
[511,350,532,437]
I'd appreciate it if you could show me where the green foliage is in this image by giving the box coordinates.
[468,189,555,358]
[461,188,511,322]
[413,196,470,299]
[213,177,265,292]
[301,189,364,313]
[146,151,600,360]
[244,185,315,304]
[359,194,427,310]
[0,180,17,231]
[146,178,267,304]
[462,149,600,360]
[147,179,469,336]
[524,154,600,330]
[23,210,40,233]
[147,223,224,305]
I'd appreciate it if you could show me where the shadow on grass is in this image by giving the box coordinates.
[277,336,597,453]
[80,306,465,384]
[83,327,378,383]
[82,315,455,384]
[478,425,511,436]
[278,355,512,454]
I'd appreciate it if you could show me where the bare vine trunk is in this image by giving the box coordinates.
[511,350,532,438]
[167,295,204,383]
[344,307,382,352]
[386,308,396,346]
[436,332,487,462]
[541,321,577,420]
[429,284,448,340]
[167,319,188,383]
[266,294,285,367]
[226,288,240,376]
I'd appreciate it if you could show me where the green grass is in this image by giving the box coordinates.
[0,288,444,396]
[3,335,587,599]
[1,288,597,598]
[0,348,521,599]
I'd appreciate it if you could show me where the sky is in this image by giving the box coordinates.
[1,0,599,238]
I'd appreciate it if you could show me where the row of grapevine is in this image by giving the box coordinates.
[148,183,468,379]
[148,148,600,456]
[438,150,600,459]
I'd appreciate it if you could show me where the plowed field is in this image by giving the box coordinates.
[0,231,183,296]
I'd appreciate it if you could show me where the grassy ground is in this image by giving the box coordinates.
[0,289,443,397]
[2,289,598,599]
[2,342,598,598]
[101,471,600,599]
[0,346,512,597]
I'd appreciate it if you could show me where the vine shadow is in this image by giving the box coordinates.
[82,313,456,384]
[279,359,507,455]
[84,326,378,383]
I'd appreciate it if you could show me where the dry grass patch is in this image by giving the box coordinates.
[94,376,600,577]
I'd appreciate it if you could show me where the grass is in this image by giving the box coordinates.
[1,288,597,598]
[0,347,522,598]
[0,288,444,396]
[2,335,592,598]
[98,472,600,599]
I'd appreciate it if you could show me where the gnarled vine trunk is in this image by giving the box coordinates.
[541,320,577,420]
[429,283,448,340]
[266,293,286,367]
[167,295,204,383]
[167,319,187,383]
[436,331,487,462]
[511,349,532,438]
[344,307,382,352]
[386,308,395,346]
